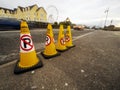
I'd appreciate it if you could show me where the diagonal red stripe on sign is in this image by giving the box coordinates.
[22,39,33,47]
[20,35,33,51]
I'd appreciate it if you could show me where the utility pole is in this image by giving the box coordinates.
[104,8,109,28]
[110,19,113,25]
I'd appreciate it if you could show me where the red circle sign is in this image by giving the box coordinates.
[65,35,70,42]
[60,38,65,45]
[45,35,51,46]
[20,35,33,51]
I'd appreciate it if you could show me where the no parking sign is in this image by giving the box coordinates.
[65,35,70,42]
[20,34,34,52]
[60,37,65,45]
[45,35,51,46]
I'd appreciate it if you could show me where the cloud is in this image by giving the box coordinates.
[0,0,120,26]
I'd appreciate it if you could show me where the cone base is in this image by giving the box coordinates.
[56,48,68,52]
[67,45,76,49]
[41,52,60,59]
[14,60,43,74]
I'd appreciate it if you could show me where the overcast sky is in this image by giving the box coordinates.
[0,0,120,27]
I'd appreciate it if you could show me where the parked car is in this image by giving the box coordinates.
[73,25,84,30]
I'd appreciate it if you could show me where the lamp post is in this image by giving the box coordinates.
[104,8,109,28]
[110,19,113,25]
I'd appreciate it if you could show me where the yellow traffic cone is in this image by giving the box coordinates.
[14,20,43,74]
[65,25,75,48]
[56,25,68,52]
[41,24,60,59]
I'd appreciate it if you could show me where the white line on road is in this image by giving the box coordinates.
[0,31,20,33]
[73,32,93,41]
[0,29,58,33]
[0,60,17,68]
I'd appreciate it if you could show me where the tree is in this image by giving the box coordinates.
[52,21,59,29]
[104,25,115,30]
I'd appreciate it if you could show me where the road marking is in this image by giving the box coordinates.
[0,51,42,69]
[0,60,17,68]
[113,32,120,36]
[0,31,94,68]
[0,31,20,33]
[73,32,93,41]
[0,29,59,33]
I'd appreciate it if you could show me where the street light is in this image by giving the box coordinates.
[110,19,113,25]
[104,8,109,28]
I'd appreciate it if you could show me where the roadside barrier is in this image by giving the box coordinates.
[56,25,68,52]
[65,25,75,48]
[41,24,60,59]
[14,21,43,74]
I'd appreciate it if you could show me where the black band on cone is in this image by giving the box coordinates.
[14,60,43,74]
[56,47,69,52]
[41,52,60,59]
[67,45,76,49]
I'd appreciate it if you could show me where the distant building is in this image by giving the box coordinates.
[0,4,47,22]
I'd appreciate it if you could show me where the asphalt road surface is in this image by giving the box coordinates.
[0,29,120,90]
[0,29,93,64]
